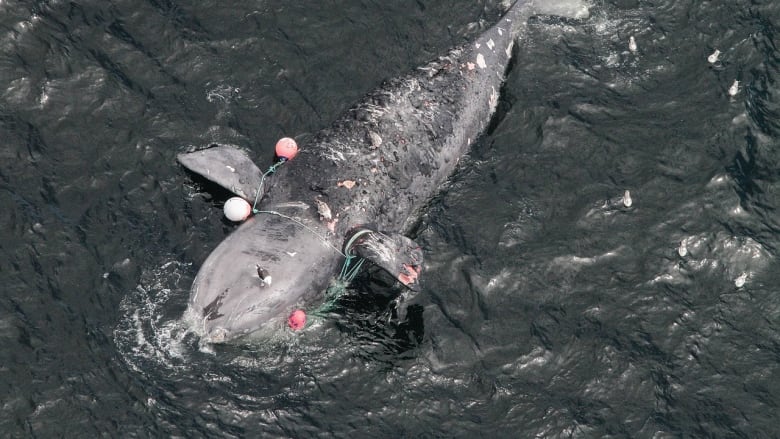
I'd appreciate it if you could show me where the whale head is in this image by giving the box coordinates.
[185,212,340,343]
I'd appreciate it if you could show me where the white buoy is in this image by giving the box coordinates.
[622,190,633,208]
[707,49,720,64]
[628,36,637,53]
[224,197,252,222]
[728,80,739,96]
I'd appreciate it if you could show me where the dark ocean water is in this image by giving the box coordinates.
[2,0,779,437]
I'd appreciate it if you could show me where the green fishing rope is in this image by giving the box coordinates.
[309,256,365,319]
[247,158,368,326]
[308,229,371,318]
[251,159,287,214]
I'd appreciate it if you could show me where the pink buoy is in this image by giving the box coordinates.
[288,309,306,330]
[275,137,298,161]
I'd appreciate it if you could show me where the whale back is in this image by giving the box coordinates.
[262,1,534,233]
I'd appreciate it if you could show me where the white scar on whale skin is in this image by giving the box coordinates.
[323,148,345,162]
[476,53,487,69]
[489,86,498,109]
[322,140,359,163]
[487,39,495,50]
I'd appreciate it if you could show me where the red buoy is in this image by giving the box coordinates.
[288,309,306,330]
[275,137,298,161]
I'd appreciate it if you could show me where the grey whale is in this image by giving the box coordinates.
[177,0,586,343]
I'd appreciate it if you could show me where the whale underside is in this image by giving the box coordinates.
[177,0,589,343]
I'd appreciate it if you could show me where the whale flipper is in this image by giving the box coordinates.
[347,230,424,291]
[178,145,264,202]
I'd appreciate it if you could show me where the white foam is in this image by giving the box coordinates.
[113,260,195,373]
[657,232,770,287]
[534,0,590,20]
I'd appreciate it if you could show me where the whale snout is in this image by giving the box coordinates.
[185,213,341,343]
[187,257,328,343]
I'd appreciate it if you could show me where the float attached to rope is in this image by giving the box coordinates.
[219,137,300,222]
[223,197,252,222]
[274,137,298,161]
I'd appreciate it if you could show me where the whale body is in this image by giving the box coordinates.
[177,0,586,343]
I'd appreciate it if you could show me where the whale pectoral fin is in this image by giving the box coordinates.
[177,144,264,202]
[348,230,424,291]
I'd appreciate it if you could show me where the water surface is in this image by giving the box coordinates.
[1,0,779,436]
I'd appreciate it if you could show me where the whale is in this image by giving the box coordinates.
[177,0,587,343]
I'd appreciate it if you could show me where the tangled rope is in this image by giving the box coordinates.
[248,157,367,326]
